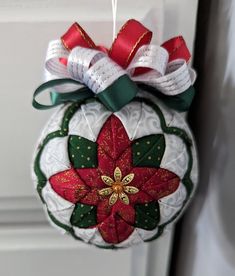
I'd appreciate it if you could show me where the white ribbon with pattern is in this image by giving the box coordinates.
[44,39,196,96]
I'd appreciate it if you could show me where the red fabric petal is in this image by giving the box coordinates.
[97,147,115,176]
[141,168,180,200]
[115,217,134,243]
[49,168,89,204]
[79,189,100,205]
[129,191,153,205]
[77,168,104,189]
[97,115,131,160]
[98,215,134,244]
[112,201,135,225]
[115,147,132,177]
[97,199,112,224]
[131,167,158,188]
[97,200,135,226]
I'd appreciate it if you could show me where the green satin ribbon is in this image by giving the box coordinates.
[32,76,195,112]
[97,75,138,111]
[138,84,195,112]
[32,78,93,110]
[33,75,139,112]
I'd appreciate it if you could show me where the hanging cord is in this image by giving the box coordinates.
[112,0,118,41]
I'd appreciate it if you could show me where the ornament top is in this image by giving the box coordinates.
[33,19,196,113]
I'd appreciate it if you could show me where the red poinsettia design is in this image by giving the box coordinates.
[49,115,180,244]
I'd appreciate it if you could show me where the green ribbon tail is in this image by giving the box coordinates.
[32,78,94,110]
[97,75,139,112]
[138,84,195,112]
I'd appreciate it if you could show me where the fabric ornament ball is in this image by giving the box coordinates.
[32,19,198,248]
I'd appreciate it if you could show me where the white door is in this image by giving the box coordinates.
[0,1,198,275]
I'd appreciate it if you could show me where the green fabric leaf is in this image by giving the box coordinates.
[70,203,97,228]
[134,201,160,230]
[68,135,97,169]
[132,134,165,167]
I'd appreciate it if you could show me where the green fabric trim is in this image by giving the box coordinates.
[70,204,97,228]
[97,75,138,112]
[182,142,194,195]
[132,134,165,167]
[68,135,97,169]
[34,148,47,203]
[48,210,84,241]
[138,84,195,112]
[48,210,73,233]
[135,201,160,230]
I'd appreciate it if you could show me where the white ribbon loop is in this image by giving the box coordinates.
[127,45,169,77]
[45,40,69,78]
[133,59,196,96]
[44,39,196,97]
[67,46,126,94]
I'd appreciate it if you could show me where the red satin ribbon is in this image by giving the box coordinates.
[162,36,191,62]
[61,22,96,50]
[60,19,191,69]
[109,19,152,68]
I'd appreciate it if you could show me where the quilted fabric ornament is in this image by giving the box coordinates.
[32,20,198,248]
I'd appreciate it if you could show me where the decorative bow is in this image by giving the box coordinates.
[33,19,196,112]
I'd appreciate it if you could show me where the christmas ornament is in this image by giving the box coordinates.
[32,19,198,248]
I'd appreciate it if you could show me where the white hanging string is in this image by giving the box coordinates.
[112,0,118,41]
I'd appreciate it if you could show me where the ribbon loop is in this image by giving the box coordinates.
[162,36,191,62]
[45,40,69,78]
[61,22,96,50]
[67,47,103,82]
[67,46,127,94]
[109,19,152,68]
[133,59,196,96]
[127,45,169,77]
[32,79,93,110]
